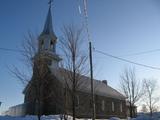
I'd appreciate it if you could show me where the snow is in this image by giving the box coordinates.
[0,115,92,120]
[0,115,35,120]
[0,114,160,120]
[0,115,128,120]
[131,116,159,120]
[130,112,160,120]
[109,117,121,120]
[0,115,61,120]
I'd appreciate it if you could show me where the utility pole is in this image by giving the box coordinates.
[89,41,95,120]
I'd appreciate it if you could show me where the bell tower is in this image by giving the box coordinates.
[37,0,61,70]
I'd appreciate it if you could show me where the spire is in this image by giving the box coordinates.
[41,0,56,38]
[37,0,62,69]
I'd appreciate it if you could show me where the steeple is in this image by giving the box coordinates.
[39,0,57,53]
[37,0,62,70]
[41,5,57,39]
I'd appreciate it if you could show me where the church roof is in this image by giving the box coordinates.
[40,7,57,39]
[57,68,126,100]
[23,68,126,100]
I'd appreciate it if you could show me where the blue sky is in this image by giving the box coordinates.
[1,0,160,112]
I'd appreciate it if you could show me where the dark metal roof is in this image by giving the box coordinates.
[23,68,126,100]
[56,68,126,100]
[41,7,57,39]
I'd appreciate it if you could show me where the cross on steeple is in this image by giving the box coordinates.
[48,0,53,8]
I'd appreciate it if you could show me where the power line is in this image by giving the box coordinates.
[0,47,23,53]
[94,49,160,70]
[119,48,160,57]
[1,46,160,70]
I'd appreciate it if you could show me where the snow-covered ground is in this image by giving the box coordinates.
[0,115,61,120]
[0,115,160,120]
[0,116,125,120]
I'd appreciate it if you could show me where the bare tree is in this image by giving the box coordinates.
[11,24,88,120]
[119,67,143,118]
[143,79,159,116]
[10,32,37,87]
[10,32,64,120]
[59,24,88,120]
[10,32,44,120]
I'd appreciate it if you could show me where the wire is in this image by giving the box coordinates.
[94,49,160,70]
[1,46,160,70]
[119,48,160,57]
[0,47,23,53]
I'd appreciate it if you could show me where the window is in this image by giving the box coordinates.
[75,95,79,107]
[41,40,44,50]
[50,41,53,45]
[120,102,123,112]
[102,100,105,111]
[44,39,50,50]
[50,41,53,49]
[50,41,56,52]
[44,42,47,50]
[112,102,114,112]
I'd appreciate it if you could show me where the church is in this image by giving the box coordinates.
[5,2,128,119]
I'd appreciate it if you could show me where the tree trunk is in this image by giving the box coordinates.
[129,103,133,118]
[72,79,76,120]
[72,54,76,120]
[72,95,75,120]
[38,100,41,120]
[38,115,41,120]
[150,107,152,116]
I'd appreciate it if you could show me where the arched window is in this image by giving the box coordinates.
[41,40,44,50]
[50,41,53,48]
[50,41,56,52]
[44,39,50,50]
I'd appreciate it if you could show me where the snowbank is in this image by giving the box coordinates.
[109,117,121,120]
[0,115,35,120]
[0,115,61,120]
[0,115,124,120]
[131,115,159,120]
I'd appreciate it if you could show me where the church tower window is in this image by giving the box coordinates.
[50,41,53,49]
[41,40,44,50]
